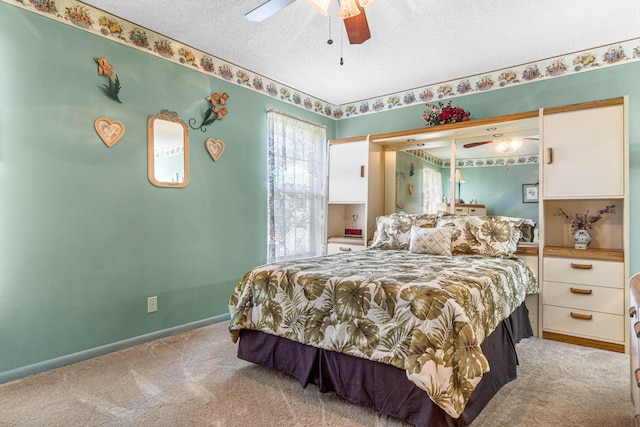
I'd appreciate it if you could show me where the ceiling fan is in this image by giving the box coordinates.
[245,0,373,44]
[463,137,539,152]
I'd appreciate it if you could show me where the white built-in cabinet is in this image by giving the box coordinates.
[328,97,629,353]
[326,138,383,255]
[541,98,628,353]
[543,102,624,198]
[328,141,369,203]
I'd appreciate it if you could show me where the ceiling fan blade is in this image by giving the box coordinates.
[343,4,371,44]
[463,137,539,149]
[245,0,297,22]
[463,141,494,149]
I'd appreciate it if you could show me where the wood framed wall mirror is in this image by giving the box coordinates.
[147,110,189,188]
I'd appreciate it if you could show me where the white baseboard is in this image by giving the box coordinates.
[0,313,230,385]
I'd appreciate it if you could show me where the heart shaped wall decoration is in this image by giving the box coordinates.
[205,138,225,161]
[94,117,125,147]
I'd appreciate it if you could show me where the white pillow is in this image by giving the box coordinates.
[409,226,453,256]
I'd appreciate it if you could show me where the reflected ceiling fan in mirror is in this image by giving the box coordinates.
[463,137,539,153]
[245,0,373,44]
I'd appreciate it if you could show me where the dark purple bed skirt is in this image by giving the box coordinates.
[237,302,533,427]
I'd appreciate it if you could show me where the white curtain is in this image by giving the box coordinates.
[267,111,326,263]
[422,168,443,214]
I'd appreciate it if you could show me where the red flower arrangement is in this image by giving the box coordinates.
[423,101,471,127]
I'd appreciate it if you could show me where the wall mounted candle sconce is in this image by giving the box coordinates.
[189,91,229,132]
[94,57,122,103]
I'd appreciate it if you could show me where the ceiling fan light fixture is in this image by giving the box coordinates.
[309,0,333,15]
[495,138,523,153]
[338,0,361,19]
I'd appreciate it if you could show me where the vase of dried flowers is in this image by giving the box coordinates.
[557,205,615,249]
[573,229,592,249]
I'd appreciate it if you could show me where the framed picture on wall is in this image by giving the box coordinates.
[522,183,539,203]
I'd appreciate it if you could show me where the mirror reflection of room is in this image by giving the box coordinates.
[154,119,186,184]
[392,137,539,225]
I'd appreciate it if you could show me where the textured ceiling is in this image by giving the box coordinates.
[81,0,640,105]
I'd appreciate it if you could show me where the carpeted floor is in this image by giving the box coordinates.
[0,321,634,426]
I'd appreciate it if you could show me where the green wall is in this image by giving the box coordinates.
[0,3,334,375]
[2,1,639,378]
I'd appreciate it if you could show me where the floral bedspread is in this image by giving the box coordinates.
[228,249,538,418]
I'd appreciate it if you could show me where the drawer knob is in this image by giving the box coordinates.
[570,287,592,295]
[635,321,640,338]
[339,246,352,252]
[570,263,593,270]
[570,312,593,321]
[635,369,640,387]
[631,306,638,318]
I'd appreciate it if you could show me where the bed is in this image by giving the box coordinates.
[228,212,539,426]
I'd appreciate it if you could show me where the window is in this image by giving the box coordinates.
[422,167,443,214]
[267,111,326,263]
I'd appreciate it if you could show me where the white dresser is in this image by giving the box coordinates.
[543,252,625,349]
[629,273,640,425]
[434,203,487,216]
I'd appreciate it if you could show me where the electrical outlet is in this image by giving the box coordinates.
[147,296,158,313]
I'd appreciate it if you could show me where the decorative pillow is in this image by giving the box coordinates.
[520,223,535,242]
[370,212,441,250]
[436,215,521,258]
[411,213,440,228]
[486,216,536,242]
[370,212,413,250]
[518,218,537,242]
[409,226,454,256]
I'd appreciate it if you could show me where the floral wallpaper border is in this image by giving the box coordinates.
[448,154,539,169]
[405,149,539,169]
[6,0,640,121]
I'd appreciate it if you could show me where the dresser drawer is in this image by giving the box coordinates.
[543,281,624,315]
[543,257,623,288]
[468,207,486,216]
[543,305,624,342]
[327,242,365,255]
